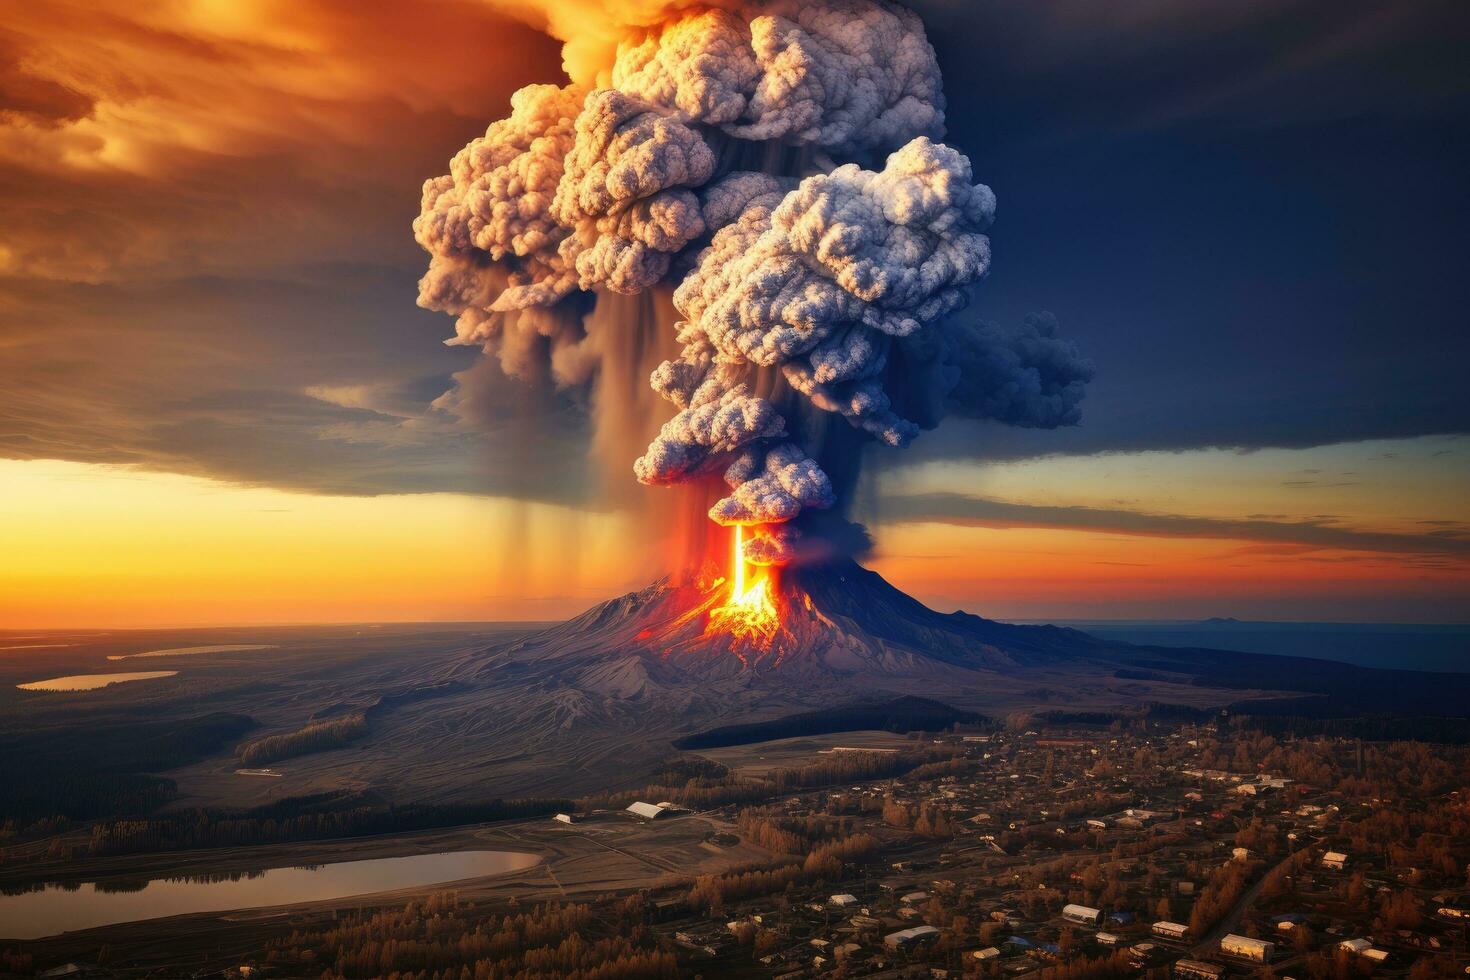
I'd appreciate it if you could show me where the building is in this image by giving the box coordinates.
[1062,904,1101,926]
[1220,934,1274,962]
[1174,959,1226,980]
[830,894,859,908]
[1231,847,1250,861]
[901,890,930,905]
[553,812,577,824]
[885,925,941,949]
[1339,939,1371,954]
[1322,851,1349,871]
[1095,932,1121,947]
[625,801,669,820]
[972,947,1001,961]
[1152,921,1190,941]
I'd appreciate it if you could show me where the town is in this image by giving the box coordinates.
[647,719,1470,978]
[107,714,1465,980]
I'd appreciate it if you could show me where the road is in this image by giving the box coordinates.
[1192,849,1302,955]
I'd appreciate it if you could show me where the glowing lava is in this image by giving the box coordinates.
[707,525,781,644]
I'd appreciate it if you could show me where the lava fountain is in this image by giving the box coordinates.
[707,525,781,645]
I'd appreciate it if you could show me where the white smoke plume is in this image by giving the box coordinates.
[416,0,1092,568]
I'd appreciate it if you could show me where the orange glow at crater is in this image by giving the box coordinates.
[707,525,781,644]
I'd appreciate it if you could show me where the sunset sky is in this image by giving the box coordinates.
[2,0,1466,627]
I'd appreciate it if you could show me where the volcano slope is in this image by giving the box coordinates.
[156,560,1470,809]
[189,564,1452,811]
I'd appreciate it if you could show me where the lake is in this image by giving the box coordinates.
[107,643,278,661]
[16,671,178,692]
[0,849,541,939]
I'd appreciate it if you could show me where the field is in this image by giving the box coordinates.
[693,730,921,777]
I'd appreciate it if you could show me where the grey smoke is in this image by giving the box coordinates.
[414,0,1091,565]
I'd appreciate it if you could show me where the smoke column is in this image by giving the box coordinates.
[415,0,1094,572]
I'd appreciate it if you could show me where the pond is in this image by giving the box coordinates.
[16,671,178,691]
[0,849,541,939]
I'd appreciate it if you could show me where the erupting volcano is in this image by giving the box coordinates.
[415,0,1094,667]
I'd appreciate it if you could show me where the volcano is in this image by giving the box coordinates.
[489,559,1106,679]
[178,563,1470,809]
[438,561,1470,750]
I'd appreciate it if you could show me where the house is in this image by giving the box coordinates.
[1232,847,1250,861]
[1322,851,1349,871]
[830,893,859,908]
[901,890,930,905]
[1095,932,1121,947]
[1062,904,1101,926]
[1129,943,1159,964]
[1339,939,1372,954]
[1220,934,1274,962]
[626,801,669,820]
[553,812,577,824]
[972,947,1001,961]
[1152,921,1190,941]
[1174,959,1226,980]
[885,925,941,949]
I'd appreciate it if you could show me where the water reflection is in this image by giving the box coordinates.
[0,849,540,939]
[17,671,178,692]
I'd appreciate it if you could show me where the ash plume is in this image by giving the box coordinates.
[416,0,1093,570]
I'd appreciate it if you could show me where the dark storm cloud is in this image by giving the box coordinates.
[875,492,1470,561]
[899,0,1470,462]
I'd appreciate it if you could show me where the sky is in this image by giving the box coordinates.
[1,0,1466,627]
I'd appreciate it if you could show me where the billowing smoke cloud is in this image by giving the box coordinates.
[416,0,1093,568]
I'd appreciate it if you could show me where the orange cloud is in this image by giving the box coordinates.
[0,0,561,280]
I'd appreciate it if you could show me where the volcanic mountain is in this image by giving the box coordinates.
[483,560,1104,681]
[165,562,1470,808]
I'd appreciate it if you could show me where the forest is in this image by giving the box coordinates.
[674,696,992,749]
[85,793,569,857]
[0,711,254,826]
[237,712,370,765]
